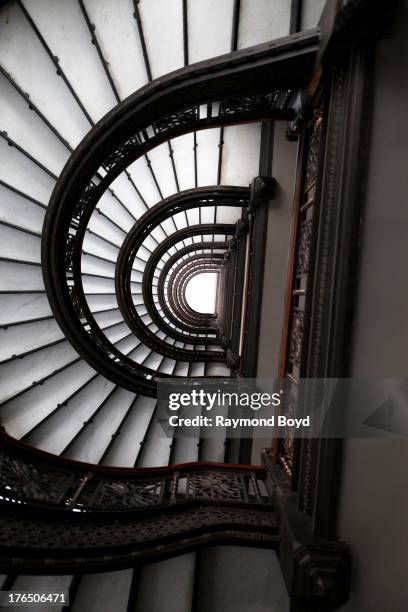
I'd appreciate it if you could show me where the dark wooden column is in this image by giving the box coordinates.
[271,2,397,610]
[241,124,276,379]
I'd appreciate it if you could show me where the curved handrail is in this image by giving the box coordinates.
[42,30,319,393]
[120,224,235,362]
[116,187,247,347]
[157,242,228,333]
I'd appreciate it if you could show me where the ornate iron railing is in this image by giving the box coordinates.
[0,432,278,573]
[0,433,350,610]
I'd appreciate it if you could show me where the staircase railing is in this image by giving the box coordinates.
[0,430,278,573]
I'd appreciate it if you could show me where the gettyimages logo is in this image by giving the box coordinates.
[167,388,283,411]
[155,378,408,439]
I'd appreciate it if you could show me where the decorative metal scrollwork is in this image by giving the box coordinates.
[153,106,199,135]
[0,435,277,572]
[289,310,304,368]
[79,479,165,509]
[186,472,244,501]
[305,111,322,192]
[297,218,313,275]
[0,452,81,505]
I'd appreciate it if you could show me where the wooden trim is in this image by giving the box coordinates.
[0,428,264,477]
[302,42,376,539]
[241,122,274,379]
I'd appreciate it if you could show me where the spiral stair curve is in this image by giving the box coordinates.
[0,1,321,609]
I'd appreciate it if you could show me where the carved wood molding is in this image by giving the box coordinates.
[264,450,350,610]
[249,175,276,207]
[298,42,375,535]
[274,3,398,610]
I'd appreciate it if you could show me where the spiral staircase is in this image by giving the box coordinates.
[0,1,332,610]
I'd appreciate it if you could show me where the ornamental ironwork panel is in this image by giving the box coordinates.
[0,452,80,505]
[296,218,313,275]
[185,472,244,501]
[305,114,322,191]
[289,310,304,368]
[78,479,165,509]
[279,109,323,478]
[0,439,269,512]
[0,437,277,572]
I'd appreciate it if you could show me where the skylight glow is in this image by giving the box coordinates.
[185,272,218,314]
